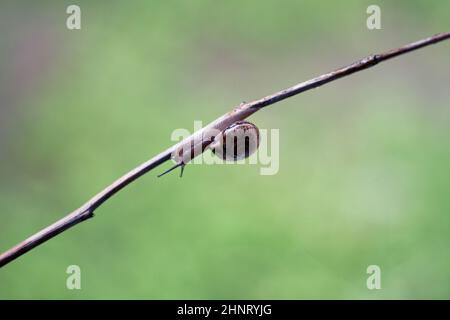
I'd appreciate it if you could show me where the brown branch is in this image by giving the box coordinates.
[1,30,450,268]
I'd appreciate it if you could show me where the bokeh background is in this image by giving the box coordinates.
[1,0,449,299]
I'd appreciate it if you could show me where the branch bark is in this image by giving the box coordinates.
[1,30,449,268]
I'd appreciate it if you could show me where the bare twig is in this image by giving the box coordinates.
[1,30,449,268]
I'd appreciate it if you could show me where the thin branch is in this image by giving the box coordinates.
[1,30,450,268]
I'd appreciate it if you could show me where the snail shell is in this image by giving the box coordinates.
[210,121,260,161]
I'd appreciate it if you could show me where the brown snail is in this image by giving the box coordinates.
[158,121,260,177]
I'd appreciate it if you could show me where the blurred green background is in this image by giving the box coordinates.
[1,0,449,299]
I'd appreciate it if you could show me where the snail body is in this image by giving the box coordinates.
[159,119,260,177]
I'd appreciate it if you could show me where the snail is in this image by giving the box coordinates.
[158,120,260,177]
